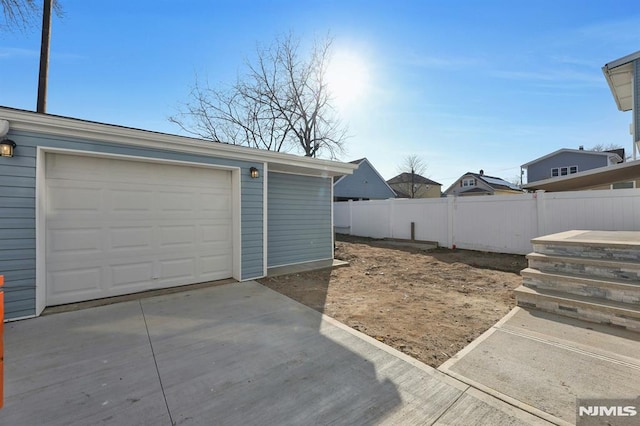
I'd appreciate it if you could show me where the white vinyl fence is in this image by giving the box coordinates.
[333,189,640,255]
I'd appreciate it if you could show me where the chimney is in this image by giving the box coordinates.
[579,145,584,150]
[479,169,484,176]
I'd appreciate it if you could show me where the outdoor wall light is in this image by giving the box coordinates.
[0,139,16,157]
[250,167,259,179]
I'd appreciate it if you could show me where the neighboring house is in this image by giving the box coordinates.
[0,107,356,320]
[333,158,396,201]
[522,51,640,192]
[444,170,522,196]
[521,147,624,184]
[386,173,442,198]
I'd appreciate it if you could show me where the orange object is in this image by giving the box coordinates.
[0,274,4,409]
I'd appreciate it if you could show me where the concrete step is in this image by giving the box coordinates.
[531,230,640,262]
[526,252,640,283]
[514,285,640,332]
[521,267,640,305]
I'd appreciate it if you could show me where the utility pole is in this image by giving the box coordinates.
[36,0,52,113]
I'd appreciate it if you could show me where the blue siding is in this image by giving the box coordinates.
[267,173,332,267]
[0,136,36,319]
[0,129,264,319]
[527,152,609,183]
[333,159,395,200]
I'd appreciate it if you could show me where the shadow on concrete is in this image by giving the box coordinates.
[1,282,414,425]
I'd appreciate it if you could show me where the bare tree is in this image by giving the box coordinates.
[590,143,622,152]
[1,0,62,31]
[392,155,429,198]
[398,155,427,176]
[170,33,347,158]
[590,143,630,161]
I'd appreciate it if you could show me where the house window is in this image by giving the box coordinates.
[462,178,475,187]
[551,166,578,178]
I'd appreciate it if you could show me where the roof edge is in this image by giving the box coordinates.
[1,106,358,176]
[603,50,640,70]
[521,148,622,168]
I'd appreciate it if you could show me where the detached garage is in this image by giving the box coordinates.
[0,107,356,320]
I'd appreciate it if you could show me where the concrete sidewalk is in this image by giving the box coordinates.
[439,307,640,425]
[1,281,550,425]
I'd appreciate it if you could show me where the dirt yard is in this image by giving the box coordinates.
[259,235,527,368]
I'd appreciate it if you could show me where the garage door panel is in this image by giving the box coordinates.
[47,185,103,213]
[156,191,196,212]
[159,258,196,280]
[110,226,154,250]
[110,189,154,212]
[200,254,232,275]
[159,225,196,247]
[48,228,103,254]
[45,153,234,306]
[47,267,102,300]
[201,224,232,243]
[111,262,154,287]
[200,193,232,213]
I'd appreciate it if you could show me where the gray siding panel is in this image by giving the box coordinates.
[3,176,35,187]
[0,238,35,250]
[1,197,36,208]
[0,249,35,260]
[0,218,37,228]
[0,208,35,218]
[0,187,35,197]
[0,259,36,271]
[0,164,36,177]
[267,172,332,268]
[527,152,609,183]
[0,129,264,319]
[5,297,36,318]
[0,155,36,167]
[0,228,36,239]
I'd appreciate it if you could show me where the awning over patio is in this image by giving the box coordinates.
[523,159,640,192]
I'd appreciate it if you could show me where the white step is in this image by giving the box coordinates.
[531,230,640,262]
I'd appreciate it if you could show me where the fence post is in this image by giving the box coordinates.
[447,195,455,248]
[388,199,394,238]
[348,199,353,235]
[535,190,546,237]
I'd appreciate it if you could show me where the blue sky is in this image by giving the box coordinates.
[1,0,639,188]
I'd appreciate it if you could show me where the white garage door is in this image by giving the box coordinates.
[45,153,233,306]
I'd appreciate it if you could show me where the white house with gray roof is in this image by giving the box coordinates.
[443,170,522,196]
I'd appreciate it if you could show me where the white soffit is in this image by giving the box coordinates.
[602,51,640,112]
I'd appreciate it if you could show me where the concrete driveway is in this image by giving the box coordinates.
[1,281,549,425]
